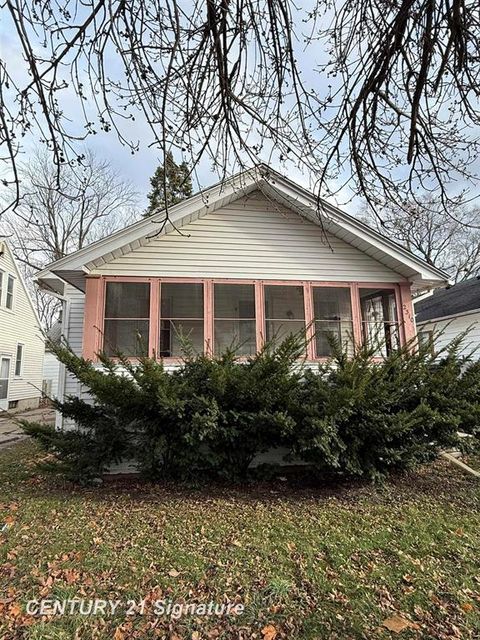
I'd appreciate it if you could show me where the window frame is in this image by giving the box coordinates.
[310,283,357,359]
[15,343,24,377]
[213,281,258,357]
[5,274,14,310]
[95,276,405,362]
[358,284,402,358]
[159,281,206,358]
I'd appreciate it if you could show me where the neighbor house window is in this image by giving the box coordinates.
[104,282,150,356]
[264,285,305,344]
[15,344,23,376]
[360,288,399,356]
[313,287,353,357]
[6,275,14,309]
[159,283,204,357]
[418,330,434,354]
[214,283,256,355]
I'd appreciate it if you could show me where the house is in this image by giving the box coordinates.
[0,240,44,411]
[35,165,449,430]
[415,276,480,358]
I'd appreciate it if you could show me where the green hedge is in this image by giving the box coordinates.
[21,332,480,483]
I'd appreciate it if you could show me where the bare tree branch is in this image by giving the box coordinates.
[0,0,479,221]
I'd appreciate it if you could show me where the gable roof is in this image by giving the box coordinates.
[36,164,450,294]
[415,276,480,323]
[0,239,43,328]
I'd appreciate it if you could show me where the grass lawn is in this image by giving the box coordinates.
[0,442,479,640]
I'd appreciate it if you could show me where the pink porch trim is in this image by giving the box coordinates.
[399,283,417,348]
[83,276,415,362]
[83,276,102,360]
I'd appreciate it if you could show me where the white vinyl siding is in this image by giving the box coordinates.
[56,284,91,429]
[0,244,44,405]
[417,311,480,359]
[43,350,60,398]
[92,191,405,282]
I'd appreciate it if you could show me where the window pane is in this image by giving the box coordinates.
[264,285,305,320]
[266,320,306,343]
[264,285,305,345]
[159,319,204,357]
[161,283,203,318]
[313,288,353,357]
[215,320,256,355]
[360,288,399,356]
[214,284,255,318]
[313,287,352,320]
[104,319,149,356]
[15,345,23,376]
[105,282,150,318]
[315,321,354,357]
[6,275,14,309]
[0,358,9,379]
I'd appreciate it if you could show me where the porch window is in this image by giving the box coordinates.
[104,282,150,356]
[264,285,305,344]
[313,287,353,357]
[159,283,204,357]
[214,283,256,355]
[360,288,399,356]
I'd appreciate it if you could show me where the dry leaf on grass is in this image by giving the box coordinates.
[460,603,474,613]
[262,624,278,640]
[168,569,180,577]
[382,615,419,633]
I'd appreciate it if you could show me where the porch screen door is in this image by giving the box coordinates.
[0,357,10,410]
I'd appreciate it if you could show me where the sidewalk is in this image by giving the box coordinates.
[0,406,55,449]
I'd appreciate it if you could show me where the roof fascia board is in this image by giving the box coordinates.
[37,168,260,279]
[259,172,450,283]
[3,241,44,327]
[36,163,449,286]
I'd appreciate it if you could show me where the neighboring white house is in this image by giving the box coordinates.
[35,165,450,431]
[415,276,480,358]
[0,240,44,411]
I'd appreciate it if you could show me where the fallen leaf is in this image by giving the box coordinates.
[113,628,125,640]
[262,624,277,640]
[168,569,180,577]
[191,633,200,640]
[9,602,22,618]
[382,615,419,633]
[461,602,474,613]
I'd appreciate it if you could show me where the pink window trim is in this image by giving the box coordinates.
[83,276,413,362]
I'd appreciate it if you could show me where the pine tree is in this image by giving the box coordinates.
[144,152,193,217]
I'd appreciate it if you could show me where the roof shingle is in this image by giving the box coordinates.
[415,276,480,322]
